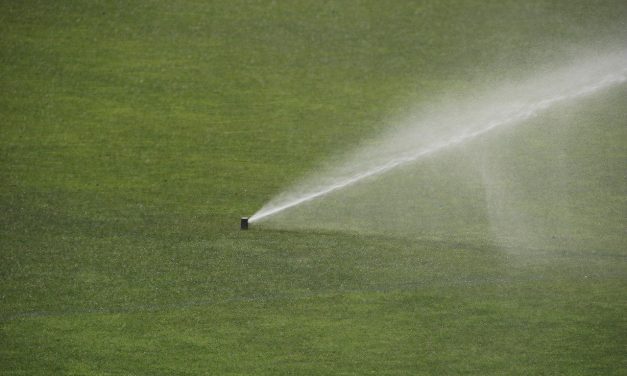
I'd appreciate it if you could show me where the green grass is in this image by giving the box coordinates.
[1,1,626,374]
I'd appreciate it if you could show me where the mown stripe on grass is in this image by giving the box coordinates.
[0,273,566,322]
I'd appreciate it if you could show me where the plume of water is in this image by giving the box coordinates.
[250,51,627,229]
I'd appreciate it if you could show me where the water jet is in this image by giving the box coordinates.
[250,52,627,225]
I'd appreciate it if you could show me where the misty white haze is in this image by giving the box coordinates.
[250,50,626,251]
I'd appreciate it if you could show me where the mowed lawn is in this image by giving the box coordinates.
[1,1,626,374]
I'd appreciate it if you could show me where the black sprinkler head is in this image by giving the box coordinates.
[240,217,249,230]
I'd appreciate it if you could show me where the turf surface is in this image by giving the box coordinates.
[1,1,626,374]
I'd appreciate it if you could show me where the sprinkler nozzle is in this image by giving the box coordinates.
[240,217,249,230]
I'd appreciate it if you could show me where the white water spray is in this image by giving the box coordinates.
[250,52,627,223]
